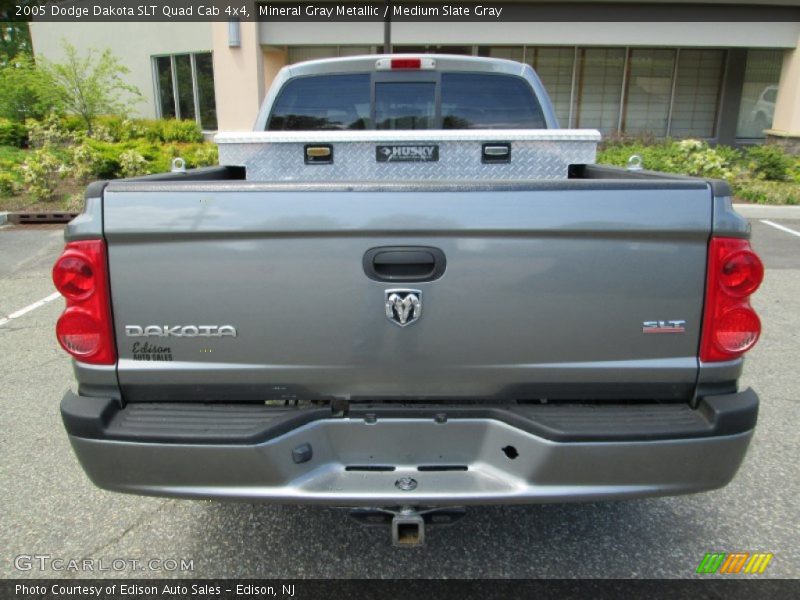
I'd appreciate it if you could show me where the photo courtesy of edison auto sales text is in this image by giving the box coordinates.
[15,584,295,596]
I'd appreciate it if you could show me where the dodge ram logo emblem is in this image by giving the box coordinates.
[385,289,422,327]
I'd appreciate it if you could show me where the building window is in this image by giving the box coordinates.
[527,47,575,127]
[174,54,195,122]
[338,46,376,57]
[155,56,176,119]
[195,53,217,130]
[152,52,217,130]
[736,49,784,139]
[622,49,676,137]
[476,45,727,137]
[394,45,473,55]
[478,46,524,62]
[574,48,626,134]
[670,49,726,139]
[287,46,375,63]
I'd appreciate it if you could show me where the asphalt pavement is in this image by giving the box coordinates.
[0,209,798,579]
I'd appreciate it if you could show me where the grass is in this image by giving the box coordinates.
[0,145,26,163]
[734,180,800,205]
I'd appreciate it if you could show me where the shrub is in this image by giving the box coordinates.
[26,115,77,148]
[116,118,148,141]
[0,145,26,181]
[733,181,800,205]
[59,115,88,134]
[673,139,740,180]
[745,145,792,181]
[20,148,63,201]
[790,157,800,184]
[159,119,204,143]
[0,118,27,147]
[86,123,115,143]
[598,138,742,180]
[119,149,149,178]
[190,144,218,167]
[66,142,103,181]
[88,116,146,141]
[734,180,800,205]
[598,139,686,174]
[137,119,177,142]
[83,139,124,178]
[0,172,22,196]
[146,144,174,173]
[30,115,206,145]
[54,134,217,180]
[596,138,800,205]
[82,139,170,178]
[90,115,123,140]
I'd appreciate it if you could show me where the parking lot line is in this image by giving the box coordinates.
[0,292,61,327]
[760,219,800,238]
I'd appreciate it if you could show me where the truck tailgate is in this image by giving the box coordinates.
[103,180,712,403]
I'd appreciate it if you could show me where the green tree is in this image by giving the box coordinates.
[0,0,33,64]
[41,40,142,133]
[0,52,58,121]
[1,22,32,65]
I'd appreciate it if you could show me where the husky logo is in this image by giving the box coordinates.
[125,325,237,338]
[376,145,439,162]
[385,290,422,327]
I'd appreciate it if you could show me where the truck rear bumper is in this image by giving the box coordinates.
[62,391,757,505]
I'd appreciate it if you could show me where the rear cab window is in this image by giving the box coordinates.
[375,82,436,130]
[441,73,545,129]
[268,74,371,130]
[267,72,546,131]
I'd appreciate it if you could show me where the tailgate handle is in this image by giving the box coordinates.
[364,247,446,282]
[482,143,511,163]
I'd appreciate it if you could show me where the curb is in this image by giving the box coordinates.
[6,212,77,225]
[733,204,800,220]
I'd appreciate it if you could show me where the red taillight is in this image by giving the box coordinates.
[53,253,95,300]
[700,237,763,362]
[391,58,421,69]
[714,308,761,354]
[56,310,103,356]
[719,249,764,297]
[52,240,116,365]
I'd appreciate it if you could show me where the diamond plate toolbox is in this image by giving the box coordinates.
[216,129,601,182]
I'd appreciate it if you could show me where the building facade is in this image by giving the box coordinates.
[30,1,800,149]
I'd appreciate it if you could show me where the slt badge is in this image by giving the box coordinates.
[385,289,422,327]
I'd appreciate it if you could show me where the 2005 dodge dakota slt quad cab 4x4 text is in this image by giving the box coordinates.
[54,55,763,546]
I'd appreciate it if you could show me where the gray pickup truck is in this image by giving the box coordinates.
[54,55,763,546]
